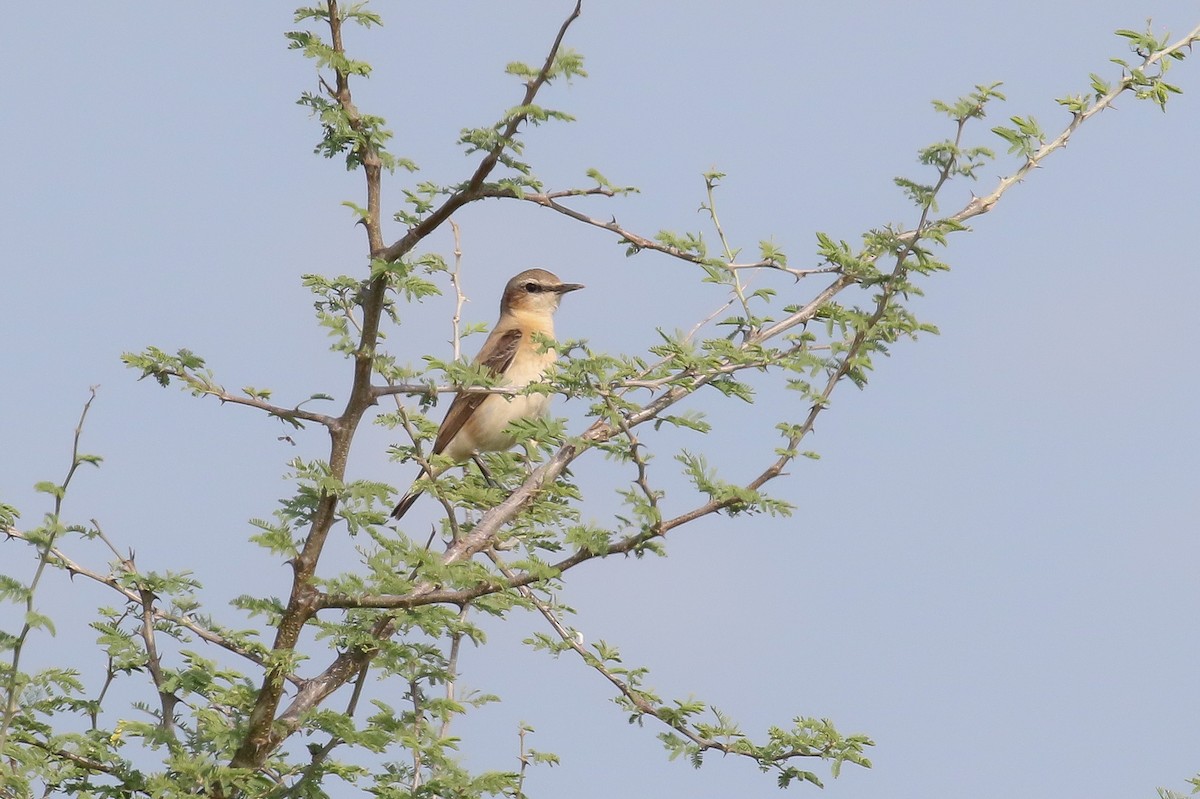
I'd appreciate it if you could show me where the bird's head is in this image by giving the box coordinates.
[500,269,584,317]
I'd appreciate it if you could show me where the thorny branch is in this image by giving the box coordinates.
[487,550,846,775]
[0,388,99,753]
[0,528,300,688]
[373,0,583,263]
[941,21,1200,231]
[230,0,587,770]
[487,186,823,280]
[449,221,466,363]
[320,23,1200,623]
[138,588,179,736]
[128,362,338,429]
[9,7,1197,792]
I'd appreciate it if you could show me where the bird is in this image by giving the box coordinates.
[391,268,584,520]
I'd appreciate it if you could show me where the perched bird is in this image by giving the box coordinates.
[391,268,584,520]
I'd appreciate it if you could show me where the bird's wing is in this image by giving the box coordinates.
[431,327,523,455]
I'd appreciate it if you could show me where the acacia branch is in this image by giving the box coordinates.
[236,10,1200,775]
[235,0,395,767]
[729,95,977,512]
[138,589,179,737]
[944,23,1200,229]
[486,550,668,721]
[1,388,99,752]
[1,529,301,689]
[232,1,587,768]
[22,738,132,781]
[487,550,848,774]
[488,187,815,279]
[373,0,583,263]
[449,221,466,363]
[214,394,337,429]
[323,1,383,253]
[175,375,338,428]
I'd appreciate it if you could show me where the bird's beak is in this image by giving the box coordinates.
[555,282,585,294]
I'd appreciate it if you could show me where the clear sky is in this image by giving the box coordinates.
[3,3,1199,798]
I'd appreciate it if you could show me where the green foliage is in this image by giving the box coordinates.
[6,4,1198,798]
[1112,24,1188,109]
[992,114,1046,157]
[676,452,794,516]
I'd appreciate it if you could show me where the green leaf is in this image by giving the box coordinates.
[33,481,64,499]
[25,610,56,635]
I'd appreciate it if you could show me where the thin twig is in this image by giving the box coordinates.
[438,604,470,740]
[485,549,803,769]
[940,22,1200,233]
[409,678,425,792]
[701,173,755,337]
[1,388,99,752]
[140,368,339,428]
[494,187,814,280]
[515,723,531,798]
[449,221,466,363]
[2,529,299,687]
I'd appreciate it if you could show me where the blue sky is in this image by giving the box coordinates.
[3,3,1199,798]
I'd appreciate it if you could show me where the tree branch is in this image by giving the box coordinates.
[487,549,862,778]
[1,528,301,689]
[231,1,587,768]
[234,8,1200,777]
[373,0,583,264]
[1,388,99,752]
[936,22,1200,232]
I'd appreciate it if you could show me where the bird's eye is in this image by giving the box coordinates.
[524,282,542,293]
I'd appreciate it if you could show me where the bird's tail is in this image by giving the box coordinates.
[391,465,436,520]
[390,488,423,520]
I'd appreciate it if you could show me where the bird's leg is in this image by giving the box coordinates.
[471,454,498,488]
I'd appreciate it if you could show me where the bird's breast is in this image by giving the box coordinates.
[443,339,557,460]
[503,342,556,387]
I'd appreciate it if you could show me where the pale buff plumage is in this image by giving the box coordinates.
[391,269,583,520]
